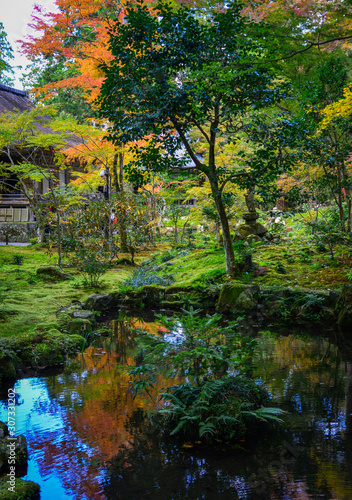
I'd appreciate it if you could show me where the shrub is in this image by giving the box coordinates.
[160,378,285,441]
[76,248,109,287]
[129,308,256,386]
[123,267,174,289]
[12,254,24,265]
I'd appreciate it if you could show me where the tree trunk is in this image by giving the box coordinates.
[112,151,124,193]
[337,163,345,232]
[174,219,179,243]
[119,217,128,253]
[119,152,124,191]
[56,209,62,269]
[112,153,128,252]
[209,178,237,276]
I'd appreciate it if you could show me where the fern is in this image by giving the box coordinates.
[243,406,287,423]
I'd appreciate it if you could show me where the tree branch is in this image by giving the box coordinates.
[172,119,205,172]
[248,35,352,66]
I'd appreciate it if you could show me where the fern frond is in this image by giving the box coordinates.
[243,406,287,423]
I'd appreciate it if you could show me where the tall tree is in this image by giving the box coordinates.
[0,22,14,84]
[296,57,352,232]
[98,0,290,275]
[20,0,125,113]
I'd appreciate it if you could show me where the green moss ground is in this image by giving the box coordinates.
[0,244,140,338]
[142,231,352,292]
[1,216,351,345]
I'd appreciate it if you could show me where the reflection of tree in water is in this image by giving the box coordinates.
[103,409,240,500]
[103,410,340,500]
[18,318,352,500]
[102,328,352,500]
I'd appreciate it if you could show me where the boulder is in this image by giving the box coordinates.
[57,314,93,335]
[83,293,121,311]
[0,422,8,439]
[142,286,165,307]
[0,424,28,472]
[36,266,70,280]
[233,222,268,241]
[0,477,40,500]
[334,284,352,327]
[121,290,144,308]
[217,283,259,312]
[0,354,17,379]
[73,310,95,320]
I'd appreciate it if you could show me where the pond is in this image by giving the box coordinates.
[1,312,352,500]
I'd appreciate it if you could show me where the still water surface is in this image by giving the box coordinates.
[1,313,352,499]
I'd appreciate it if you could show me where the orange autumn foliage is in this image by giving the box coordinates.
[20,0,157,105]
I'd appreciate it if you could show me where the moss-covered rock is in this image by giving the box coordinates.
[0,477,40,500]
[121,289,144,308]
[0,331,83,375]
[142,285,166,307]
[217,283,259,312]
[0,421,9,439]
[165,285,198,295]
[57,307,95,334]
[0,434,27,471]
[67,318,93,336]
[83,292,121,311]
[72,310,95,320]
[36,266,70,280]
[0,354,18,379]
[334,284,352,327]
[234,222,267,241]
[161,300,184,309]
[164,293,182,303]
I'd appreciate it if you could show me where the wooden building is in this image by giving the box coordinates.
[0,84,81,223]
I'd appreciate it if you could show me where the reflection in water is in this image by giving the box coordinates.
[1,315,352,499]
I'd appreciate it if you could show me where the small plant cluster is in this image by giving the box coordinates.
[75,247,110,287]
[123,265,174,289]
[159,249,190,263]
[262,291,326,321]
[305,206,351,260]
[128,308,285,443]
[161,379,285,441]
[12,254,24,266]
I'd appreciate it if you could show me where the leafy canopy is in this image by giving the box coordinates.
[0,22,14,84]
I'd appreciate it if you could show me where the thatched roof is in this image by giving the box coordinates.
[0,84,31,113]
[0,84,83,148]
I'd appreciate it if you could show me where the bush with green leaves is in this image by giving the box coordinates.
[128,308,285,442]
[62,237,78,253]
[160,378,285,441]
[76,247,110,287]
[307,207,350,259]
[130,307,256,385]
[12,254,24,265]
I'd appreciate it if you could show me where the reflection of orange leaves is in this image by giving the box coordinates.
[133,319,168,335]
[72,399,132,461]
